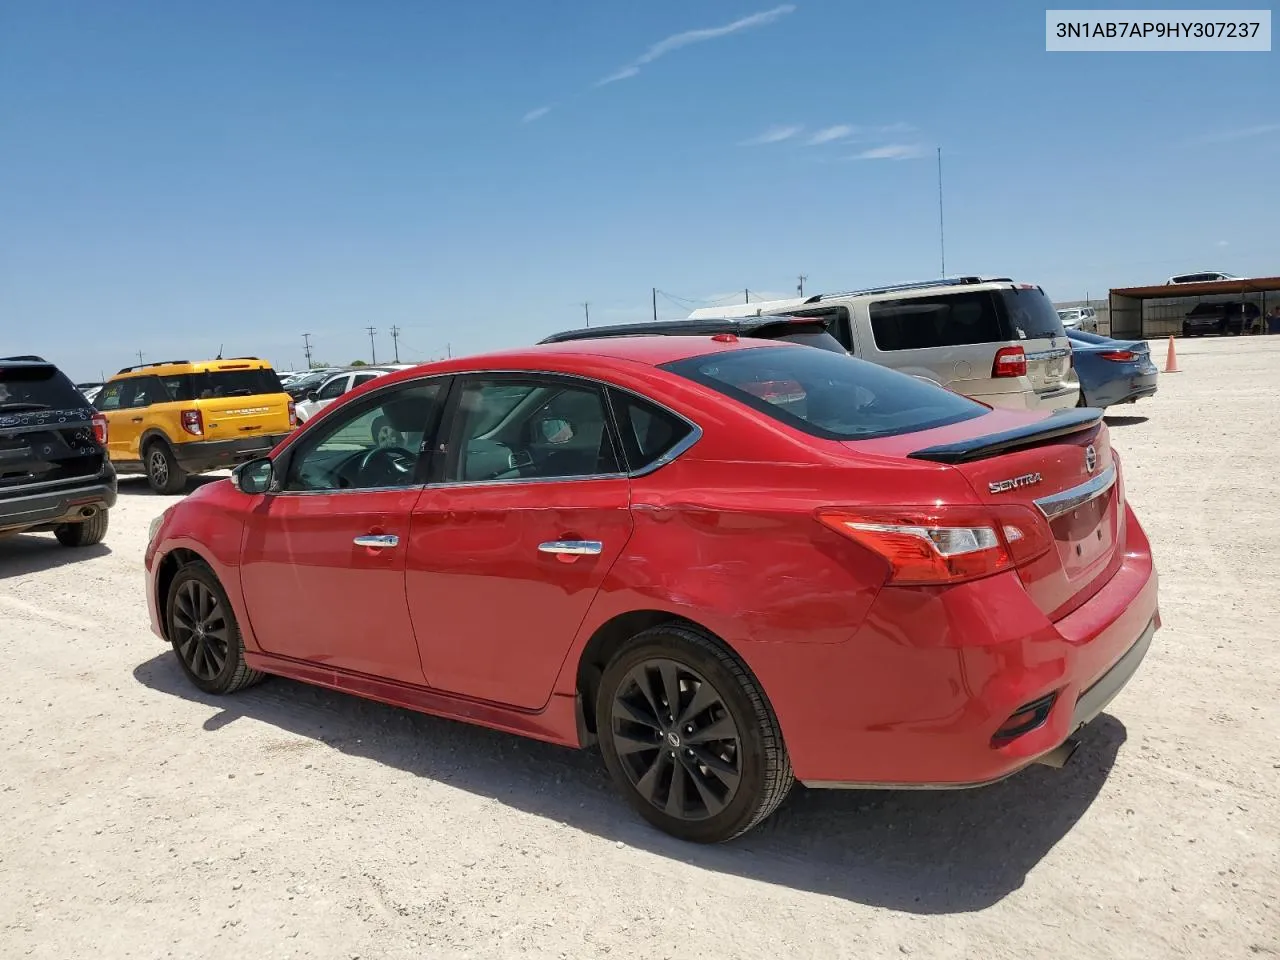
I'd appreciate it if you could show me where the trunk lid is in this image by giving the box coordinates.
[0,365,107,498]
[908,409,1122,619]
[188,365,293,441]
[997,286,1071,396]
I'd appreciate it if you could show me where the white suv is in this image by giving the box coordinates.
[688,277,1079,411]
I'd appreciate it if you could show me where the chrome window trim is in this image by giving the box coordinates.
[1033,463,1116,519]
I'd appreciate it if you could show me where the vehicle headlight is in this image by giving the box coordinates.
[148,511,169,545]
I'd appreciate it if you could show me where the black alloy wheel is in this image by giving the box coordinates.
[596,625,793,843]
[610,658,743,821]
[166,562,264,695]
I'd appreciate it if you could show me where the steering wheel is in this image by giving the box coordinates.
[356,445,417,486]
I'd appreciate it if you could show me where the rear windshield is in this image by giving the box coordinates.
[662,345,987,440]
[0,365,88,411]
[770,330,849,353]
[869,287,1064,351]
[159,368,283,401]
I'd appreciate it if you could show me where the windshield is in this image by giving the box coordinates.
[0,364,88,411]
[662,345,987,440]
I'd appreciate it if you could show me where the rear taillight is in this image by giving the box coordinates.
[816,504,1052,585]
[91,413,108,447]
[288,400,298,427]
[1099,350,1136,362]
[991,346,1027,378]
[180,409,204,436]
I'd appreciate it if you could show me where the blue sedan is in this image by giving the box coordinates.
[1067,329,1160,408]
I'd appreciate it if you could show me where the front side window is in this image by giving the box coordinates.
[284,380,445,491]
[449,377,619,483]
[317,375,350,401]
[95,382,124,411]
[663,345,987,441]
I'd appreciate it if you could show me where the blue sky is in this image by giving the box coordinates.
[2,1,1276,378]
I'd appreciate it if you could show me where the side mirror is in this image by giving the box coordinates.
[306,390,319,402]
[233,457,275,495]
[537,417,574,444]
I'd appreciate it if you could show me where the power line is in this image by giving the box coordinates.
[390,325,401,363]
[365,326,377,364]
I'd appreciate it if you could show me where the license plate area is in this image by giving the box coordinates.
[1050,487,1116,579]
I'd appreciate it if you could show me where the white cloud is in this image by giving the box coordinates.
[1195,123,1280,144]
[521,105,552,123]
[740,124,803,146]
[807,124,854,145]
[850,144,926,160]
[1216,239,1230,247]
[597,4,796,86]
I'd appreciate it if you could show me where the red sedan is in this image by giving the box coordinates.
[144,335,1159,843]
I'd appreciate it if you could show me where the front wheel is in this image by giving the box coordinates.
[596,624,793,843]
[146,442,188,494]
[166,560,264,695]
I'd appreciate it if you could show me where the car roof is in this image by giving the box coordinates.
[540,315,832,344]
[110,357,276,379]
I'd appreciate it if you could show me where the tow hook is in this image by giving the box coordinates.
[1034,738,1081,769]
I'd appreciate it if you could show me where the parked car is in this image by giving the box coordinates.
[1,355,115,546]
[77,381,104,403]
[1182,301,1259,337]
[541,315,848,353]
[146,336,1159,843]
[1166,272,1239,285]
[293,367,399,423]
[1066,330,1159,408]
[282,369,341,401]
[94,357,296,493]
[687,276,1078,411]
[1056,307,1098,333]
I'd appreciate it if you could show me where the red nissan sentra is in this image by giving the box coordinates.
[144,335,1159,843]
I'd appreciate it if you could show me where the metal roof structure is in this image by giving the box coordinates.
[1108,276,1280,339]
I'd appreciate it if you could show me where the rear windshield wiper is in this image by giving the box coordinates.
[0,402,52,411]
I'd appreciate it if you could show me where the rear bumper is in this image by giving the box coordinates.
[0,474,118,535]
[739,502,1159,788]
[171,434,290,473]
[1088,370,1159,407]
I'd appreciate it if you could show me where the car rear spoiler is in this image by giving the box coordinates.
[907,408,1104,465]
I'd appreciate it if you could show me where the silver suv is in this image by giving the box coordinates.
[688,276,1079,411]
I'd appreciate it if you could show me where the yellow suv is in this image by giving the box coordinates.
[94,357,296,493]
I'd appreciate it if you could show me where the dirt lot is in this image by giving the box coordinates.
[2,336,1277,960]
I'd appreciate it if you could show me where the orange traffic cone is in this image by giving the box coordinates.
[1164,335,1180,374]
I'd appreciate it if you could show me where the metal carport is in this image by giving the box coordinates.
[1109,276,1280,339]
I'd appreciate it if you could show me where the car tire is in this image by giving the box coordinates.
[596,623,793,843]
[54,509,110,547]
[145,440,188,495]
[166,560,264,695]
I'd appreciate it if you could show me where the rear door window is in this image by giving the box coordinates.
[663,345,986,440]
[868,292,1003,351]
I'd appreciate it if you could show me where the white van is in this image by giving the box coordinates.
[688,276,1079,411]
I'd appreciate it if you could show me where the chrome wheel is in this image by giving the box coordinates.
[171,579,229,682]
[609,658,742,821]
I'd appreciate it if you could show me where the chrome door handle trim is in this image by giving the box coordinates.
[538,540,603,556]
[354,534,399,548]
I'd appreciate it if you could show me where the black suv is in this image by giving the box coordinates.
[1182,301,1259,337]
[0,355,116,547]
[540,315,849,352]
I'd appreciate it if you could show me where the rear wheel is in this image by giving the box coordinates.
[166,561,264,695]
[145,441,188,494]
[54,509,109,547]
[596,624,793,843]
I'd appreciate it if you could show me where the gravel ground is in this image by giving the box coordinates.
[2,335,1277,960]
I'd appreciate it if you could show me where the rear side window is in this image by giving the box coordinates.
[663,345,986,441]
[0,365,86,411]
[869,292,1003,351]
[608,389,694,471]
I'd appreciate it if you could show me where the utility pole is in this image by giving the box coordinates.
[302,333,313,369]
[581,302,590,327]
[365,326,377,364]
[652,288,658,322]
[137,350,144,366]
[797,274,807,296]
[937,146,946,278]
[390,325,401,363]
[745,288,750,305]
[446,342,452,359]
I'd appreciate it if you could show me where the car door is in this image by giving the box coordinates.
[96,377,153,462]
[406,373,634,710]
[238,376,449,684]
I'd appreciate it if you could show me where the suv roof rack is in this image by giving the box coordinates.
[115,360,191,374]
[815,276,1013,301]
[540,314,832,345]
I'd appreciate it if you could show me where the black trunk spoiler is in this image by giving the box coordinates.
[907,408,1103,465]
